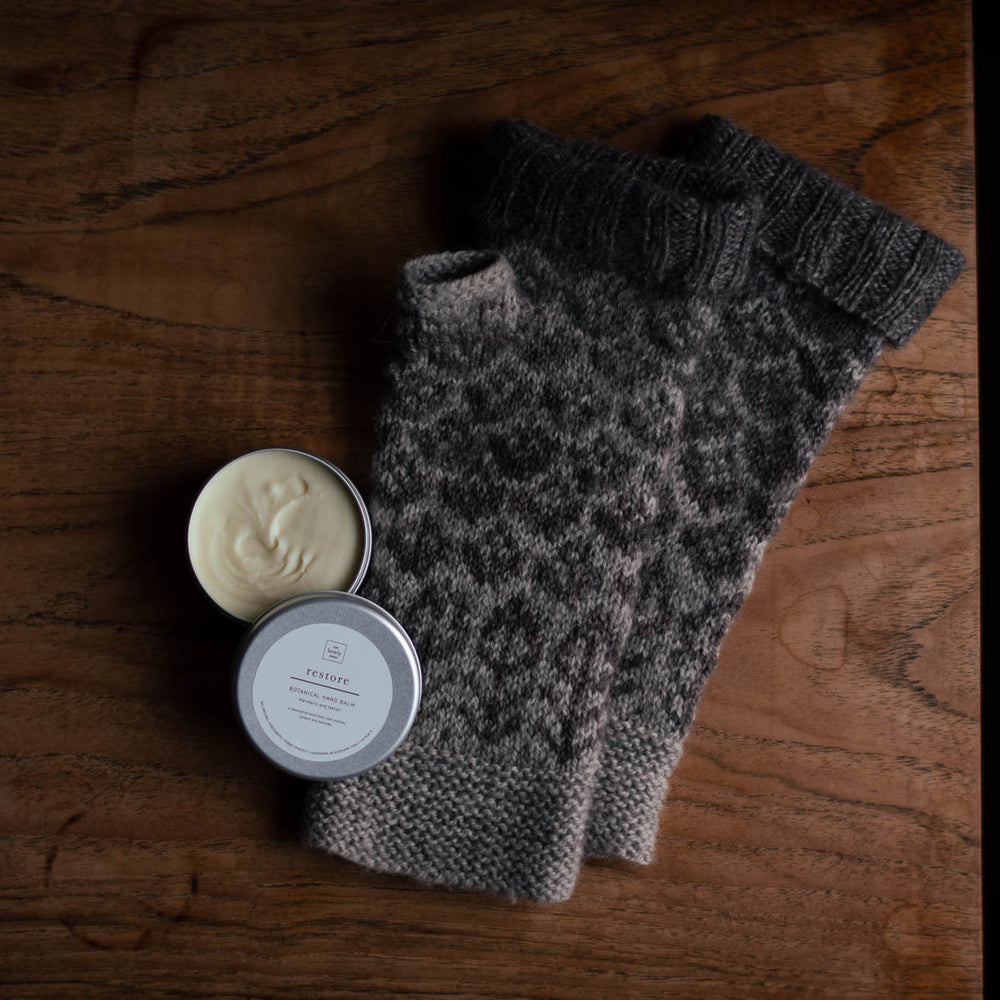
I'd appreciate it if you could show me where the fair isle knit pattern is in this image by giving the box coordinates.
[306,118,964,897]
[304,196,754,900]
[473,119,964,865]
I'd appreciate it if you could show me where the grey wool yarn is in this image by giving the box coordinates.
[304,146,760,900]
[470,118,965,865]
[305,117,964,899]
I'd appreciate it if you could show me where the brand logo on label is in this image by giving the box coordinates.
[322,639,347,664]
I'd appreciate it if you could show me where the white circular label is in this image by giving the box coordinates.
[252,622,393,761]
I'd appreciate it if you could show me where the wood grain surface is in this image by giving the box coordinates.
[0,1,979,997]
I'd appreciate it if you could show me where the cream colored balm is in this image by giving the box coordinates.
[188,449,370,622]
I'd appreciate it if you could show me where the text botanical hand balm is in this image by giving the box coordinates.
[188,449,371,622]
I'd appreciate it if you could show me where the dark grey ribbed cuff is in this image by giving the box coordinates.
[305,743,598,902]
[475,120,760,294]
[583,719,684,863]
[686,115,966,347]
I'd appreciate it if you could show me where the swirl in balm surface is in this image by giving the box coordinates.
[188,450,367,622]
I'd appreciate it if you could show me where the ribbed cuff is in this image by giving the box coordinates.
[475,120,760,294]
[583,719,684,863]
[305,743,597,902]
[686,115,966,347]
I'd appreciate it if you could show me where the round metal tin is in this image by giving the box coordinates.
[187,448,373,623]
[232,591,421,780]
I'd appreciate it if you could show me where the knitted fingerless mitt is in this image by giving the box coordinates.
[576,117,965,863]
[305,118,964,897]
[304,137,757,901]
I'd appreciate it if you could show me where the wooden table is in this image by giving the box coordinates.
[0,2,979,997]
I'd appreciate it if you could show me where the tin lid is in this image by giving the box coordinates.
[232,591,421,780]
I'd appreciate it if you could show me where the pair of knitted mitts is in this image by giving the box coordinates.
[305,117,964,901]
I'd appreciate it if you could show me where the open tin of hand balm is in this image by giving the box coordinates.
[187,448,420,779]
[187,448,371,622]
